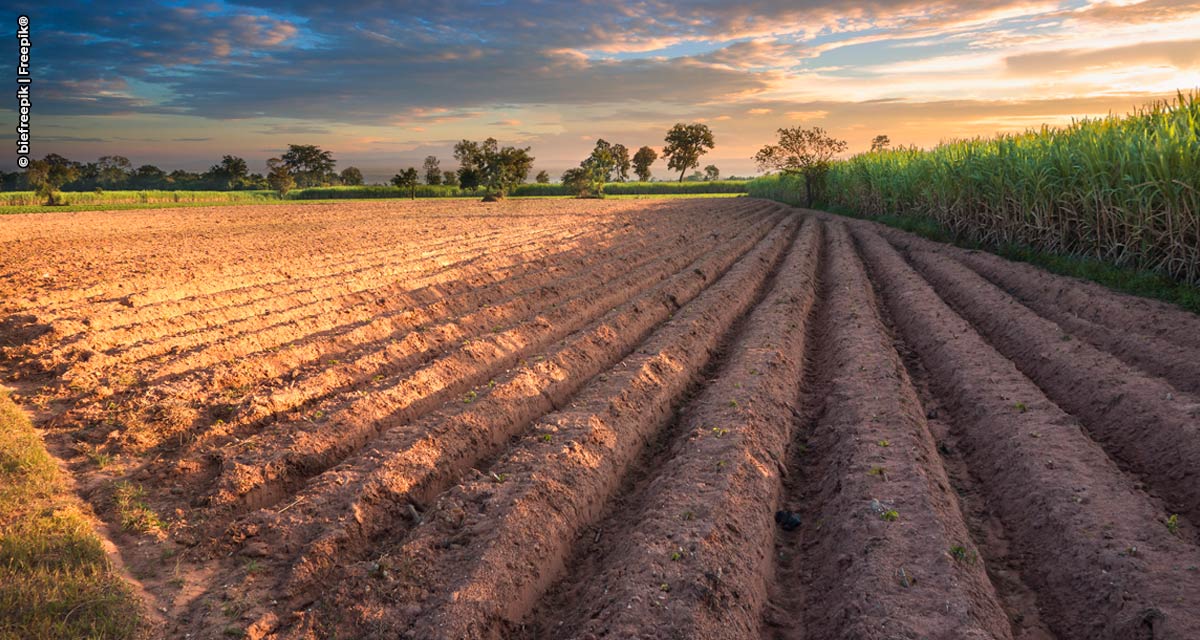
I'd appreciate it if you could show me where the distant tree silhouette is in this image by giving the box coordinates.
[391,167,420,198]
[339,166,364,186]
[423,156,442,185]
[632,146,657,181]
[663,123,715,182]
[870,135,891,152]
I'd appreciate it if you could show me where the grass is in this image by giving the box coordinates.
[0,391,143,639]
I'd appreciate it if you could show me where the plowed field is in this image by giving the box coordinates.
[2,197,1199,640]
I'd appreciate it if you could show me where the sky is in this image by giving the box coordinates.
[3,0,1199,181]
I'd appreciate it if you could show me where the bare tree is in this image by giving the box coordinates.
[870,135,891,152]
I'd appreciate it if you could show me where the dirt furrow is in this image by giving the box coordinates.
[515,216,821,640]
[250,211,806,611]
[764,220,1008,640]
[54,221,610,379]
[854,223,1200,639]
[200,210,787,516]
[899,246,1200,534]
[143,209,763,441]
[302,213,799,640]
[30,213,586,324]
[950,250,1200,394]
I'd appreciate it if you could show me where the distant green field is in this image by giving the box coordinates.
[0,181,749,214]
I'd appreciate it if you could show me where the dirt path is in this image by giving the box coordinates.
[3,198,1199,639]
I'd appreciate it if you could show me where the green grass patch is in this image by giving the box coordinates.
[0,392,143,639]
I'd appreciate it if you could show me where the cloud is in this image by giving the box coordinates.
[172,137,213,142]
[1006,38,1200,75]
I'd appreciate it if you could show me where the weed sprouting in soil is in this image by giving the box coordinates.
[949,545,975,564]
[881,509,900,522]
[1167,514,1181,536]
[112,481,164,534]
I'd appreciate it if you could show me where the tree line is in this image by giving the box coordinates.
[14,121,881,205]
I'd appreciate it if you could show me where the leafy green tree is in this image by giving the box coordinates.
[632,146,657,181]
[870,135,891,152]
[391,167,420,198]
[25,155,79,205]
[704,165,720,181]
[442,170,458,187]
[611,144,631,182]
[206,155,249,189]
[454,138,534,200]
[95,155,132,188]
[280,144,336,187]
[423,156,442,185]
[132,164,166,189]
[339,166,364,186]
[663,123,715,182]
[266,157,295,196]
[561,167,594,197]
[754,126,848,207]
[535,170,550,184]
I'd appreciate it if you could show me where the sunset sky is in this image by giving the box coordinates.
[4,0,1198,181]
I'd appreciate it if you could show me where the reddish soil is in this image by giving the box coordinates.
[2,197,1199,640]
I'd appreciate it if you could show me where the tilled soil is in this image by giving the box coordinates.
[2,198,1198,640]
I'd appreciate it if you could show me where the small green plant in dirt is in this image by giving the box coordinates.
[711,427,729,438]
[112,481,164,534]
[1167,514,1181,536]
[728,399,739,408]
[868,466,888,481]
[490,472,508,484]
[881,509,900,522]
[74,441,113,468]
[244,559,262,575]
[463,390,477,404]
[1014,402,1028,413]
[681,510,695,521]
[541,434,553,443]
[949,545,975,563]
[660,582,671,592]
[670,548,683,561]
[877,439,890,448]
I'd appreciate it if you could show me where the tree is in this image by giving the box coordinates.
[207,155,249,189]
[25,155,79,205]
[632,146,657,181]
[704,165,720,181]
[95,155,132,188]
[535,170,550,184]
[454,137,534,200]
[423,156,442,185]
[662,123,715,182]
[339,166,364,186]
[754,126,848,207]
[132,164,166,189]
[391,167,420,199]
[266,157,295,197]
[611,144,631,182]
[442,170,458,187]
[280,144,336,187]
[870,135,891,152]
[561,167,594,197]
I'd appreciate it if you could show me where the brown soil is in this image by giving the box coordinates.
[3,198,1199,639]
